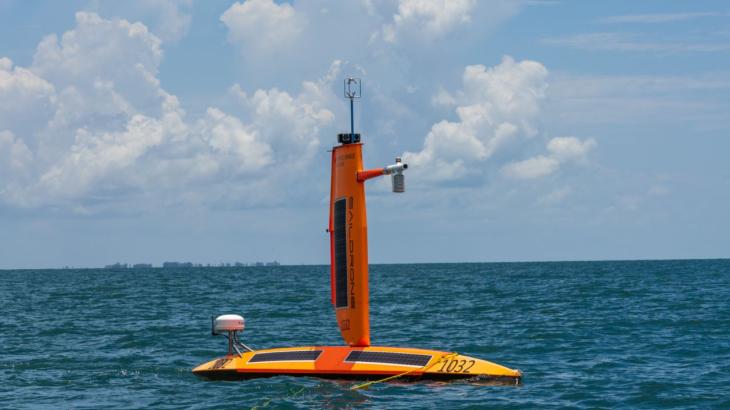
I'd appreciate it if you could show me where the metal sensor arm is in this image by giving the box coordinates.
[357,159,408,181]
[383,161,407,175]
[356,157,408,193]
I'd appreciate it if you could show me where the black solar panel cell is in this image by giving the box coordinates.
[248,350,323,363]
[334,198,348,308]
[344,351,432,367]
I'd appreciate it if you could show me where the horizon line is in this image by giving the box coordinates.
[1,256,728,271]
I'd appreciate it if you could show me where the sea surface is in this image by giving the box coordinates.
[1,260,729,409]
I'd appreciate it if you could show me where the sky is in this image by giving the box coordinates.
[0,0,728,269]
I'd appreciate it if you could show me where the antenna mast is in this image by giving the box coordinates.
[344,78,361,140]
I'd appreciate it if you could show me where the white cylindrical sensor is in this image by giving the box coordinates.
[392,173,405,193]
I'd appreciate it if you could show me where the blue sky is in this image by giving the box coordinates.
[0,0,728,269]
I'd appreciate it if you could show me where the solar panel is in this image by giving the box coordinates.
[344,351,432,367]
[248,350,323,363]
[334,198,348,308]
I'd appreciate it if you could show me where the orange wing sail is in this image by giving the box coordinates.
[328,78,406,347]
[329,142,371,347]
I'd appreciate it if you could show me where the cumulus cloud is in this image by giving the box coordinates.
[0,5,591,212]
[383,0,476,42]
[38,113,169,199]
[221,0,305,52]
[200,107,272,172]
[0,57,55,132]
[547,136,596,160]
[404,57,597,184]
[86,0,193,43]
[33,12,162,84]
[502,155,559,179]
[0,12,339,210]
[0,130,34,205]
[403,56,548,181]
[502,136,596,179]
[31,11,165,133]
[136,0,193,43]
[0,130,33,172]
[90,0,193,43]
[0,57,54,102]
[228,60,340,167]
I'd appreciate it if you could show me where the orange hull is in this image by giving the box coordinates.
[193,345,521,384]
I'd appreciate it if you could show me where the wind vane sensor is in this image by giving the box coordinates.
[339,77,361,145]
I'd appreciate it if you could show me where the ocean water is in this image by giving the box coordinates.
[1,260,729,409]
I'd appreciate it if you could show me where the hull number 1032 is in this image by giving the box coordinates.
[437,358,476,373]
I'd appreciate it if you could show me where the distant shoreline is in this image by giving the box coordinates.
[102,261,281,270]
[0,257,727,271]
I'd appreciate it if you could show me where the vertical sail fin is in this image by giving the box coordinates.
[330,143,370,347]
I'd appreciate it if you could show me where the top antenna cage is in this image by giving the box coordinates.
[344,78,361,99]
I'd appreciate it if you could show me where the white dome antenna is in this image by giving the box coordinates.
[212,314,253,356]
